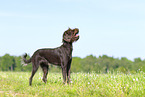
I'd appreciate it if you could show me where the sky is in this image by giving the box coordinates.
[0,0,145,60]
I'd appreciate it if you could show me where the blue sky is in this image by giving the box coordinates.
[0,0,145,60]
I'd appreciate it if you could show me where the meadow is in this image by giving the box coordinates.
[0,71,145,97]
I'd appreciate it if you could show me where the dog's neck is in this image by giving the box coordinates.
[62,41,73,58]
[62,41,73,49]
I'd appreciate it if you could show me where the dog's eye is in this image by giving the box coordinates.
[67,31,72,35]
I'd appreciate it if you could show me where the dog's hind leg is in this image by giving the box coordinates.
[29,56,41,86]
[40,63,49,83]
[29,62,39,86]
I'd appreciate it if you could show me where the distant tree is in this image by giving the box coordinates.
[81,55,97,73]
[14,56,23,71]
[71,57,82,72]
[0,53,145,74]
[118,57,133,73]
[133,58,143,72]
[134,58,142,63]
[0,56,2,71]
[1,54,15,71]
[97,55,114,73]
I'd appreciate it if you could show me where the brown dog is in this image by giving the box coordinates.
[22,28,79,86]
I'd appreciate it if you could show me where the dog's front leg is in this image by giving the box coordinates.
[62,66,67,84]
[67,58,72,84]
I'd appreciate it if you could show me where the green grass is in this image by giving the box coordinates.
[0,71,145,97]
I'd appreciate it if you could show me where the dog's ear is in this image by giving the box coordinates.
[63,32,71,42]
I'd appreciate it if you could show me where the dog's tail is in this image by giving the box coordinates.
[22,53,31,66]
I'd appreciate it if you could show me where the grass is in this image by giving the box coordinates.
[0,71,145,97]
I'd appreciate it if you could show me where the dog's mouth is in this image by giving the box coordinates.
[75,32,79,37]
[74,30,79,41]
[74,29,79,37]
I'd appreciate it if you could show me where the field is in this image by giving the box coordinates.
[0,71,145,97]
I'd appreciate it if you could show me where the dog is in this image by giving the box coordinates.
[22,28,79,86]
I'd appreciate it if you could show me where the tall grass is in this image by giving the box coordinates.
[0,71,145,97]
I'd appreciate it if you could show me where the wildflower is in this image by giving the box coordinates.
[39,76,42,80]
[136,78,138,81]
[39,72,41,76]
[19,76,22,79]
[88,82,90,84]
[133,79,135,81]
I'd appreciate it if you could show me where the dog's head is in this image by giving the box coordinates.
[63,28,79,43]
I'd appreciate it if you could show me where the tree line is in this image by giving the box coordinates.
[0,54,145,73]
